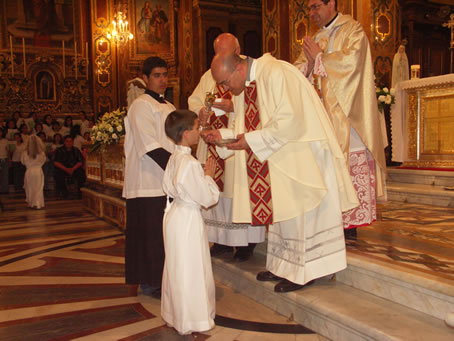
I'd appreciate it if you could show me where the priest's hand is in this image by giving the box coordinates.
[303,36,322,63]
[226,133,249,150]
[200,129,221,144]
[204,157,216,178]
[212,98,234,113]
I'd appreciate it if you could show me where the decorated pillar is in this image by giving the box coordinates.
[90,0,116,116]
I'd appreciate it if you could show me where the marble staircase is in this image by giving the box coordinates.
[212,168,454,339]
[386,168,454,207]
[212,246,454,341]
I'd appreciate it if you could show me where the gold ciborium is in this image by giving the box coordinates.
[202,91,217,129]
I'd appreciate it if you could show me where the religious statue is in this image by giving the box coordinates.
[392,44,409,88]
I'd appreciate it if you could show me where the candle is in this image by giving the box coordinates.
[10,35,14,77]
[62,40,65,78]
[85,41,89,80]
[22,37,26,77]
[75,41,78,80]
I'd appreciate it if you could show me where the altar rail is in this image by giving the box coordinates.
[82,143,126,230]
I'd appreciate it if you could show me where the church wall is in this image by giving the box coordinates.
[188,0,262,108]
[0,0,93,121]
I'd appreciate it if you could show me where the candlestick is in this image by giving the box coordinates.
[75,41,78,80]
[22,37,26,77]
[10,35,14,77]
[85,41,89,80]
[62,40,65,78]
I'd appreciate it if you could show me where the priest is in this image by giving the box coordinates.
[203,52,359,292]
[294,0,387,238]
[188,33,265,262]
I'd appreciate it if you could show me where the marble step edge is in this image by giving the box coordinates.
[336,253,454,321]
[212,256,454,341]
[386,168,454,186]
[386,183,454,199]
[256,239,454,320]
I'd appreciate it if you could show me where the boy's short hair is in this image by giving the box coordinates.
[142,56,167,77]
[165,110,197,144]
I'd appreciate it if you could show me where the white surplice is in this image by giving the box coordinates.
[161,145,220,335]
[21,152,46,209]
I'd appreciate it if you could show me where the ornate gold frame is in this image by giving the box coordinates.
[128,0,175,63]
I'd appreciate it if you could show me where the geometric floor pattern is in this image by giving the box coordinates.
[0,193,325,341]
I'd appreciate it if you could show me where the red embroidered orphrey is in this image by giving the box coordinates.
[244,81,273,225]
[207,85,231,191]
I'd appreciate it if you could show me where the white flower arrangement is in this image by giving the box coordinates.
[376,86,395,112]
[90,108,126,152]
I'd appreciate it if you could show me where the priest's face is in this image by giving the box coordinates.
[215,66,245,96]
[308,0,335,28]
[144,66,168,95]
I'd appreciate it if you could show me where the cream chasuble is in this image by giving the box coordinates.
[218,54,359,284]
[295,14,387,198]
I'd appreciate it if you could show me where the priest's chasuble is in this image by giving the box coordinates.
[218,54,359,284]
[219,53,358,223]
[294,13,387,198]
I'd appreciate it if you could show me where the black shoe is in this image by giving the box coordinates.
[274,279,314,293]
[140,284,158,296]
[151,288,161,299]
[233,247,253,262]
[256,271,283,282]
[210,243,233,257]
[344,228,357,240]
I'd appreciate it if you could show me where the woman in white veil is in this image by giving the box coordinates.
[21,135,46,209]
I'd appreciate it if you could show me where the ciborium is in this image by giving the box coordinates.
[202,91,217,129]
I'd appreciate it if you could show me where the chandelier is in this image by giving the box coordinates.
[107,10,133,44]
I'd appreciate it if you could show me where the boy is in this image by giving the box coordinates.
[161,110,219,335]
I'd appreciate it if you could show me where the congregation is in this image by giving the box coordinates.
[0,110,93,203]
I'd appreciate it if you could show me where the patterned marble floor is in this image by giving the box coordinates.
[0,193,326,341]
[347,201,454,286]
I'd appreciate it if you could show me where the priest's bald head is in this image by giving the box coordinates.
[211,53,247,96]
[213,33,240,55]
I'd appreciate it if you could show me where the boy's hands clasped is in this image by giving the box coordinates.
[204,157,216,178]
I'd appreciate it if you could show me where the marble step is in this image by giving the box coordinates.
[336,252,454,324]
[387,167,454,187]
[212,253,454,341]
[386,182,454,207]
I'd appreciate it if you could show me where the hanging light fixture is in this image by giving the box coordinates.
[107,9,133,44]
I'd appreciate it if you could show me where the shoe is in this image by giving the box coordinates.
[151,288,161,299]
[344,228,357,240]
[210,243,233,257]
[256,271,283,282]
[140,284,159,296]
[233,247,253,262]
[274,279,315,293]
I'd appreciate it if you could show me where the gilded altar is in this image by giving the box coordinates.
[391,74,454,168]
[81,143,126,230]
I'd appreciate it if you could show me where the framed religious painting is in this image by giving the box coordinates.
[34,69,57,102]
[129,0,175,62]
[0,0,83,52]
